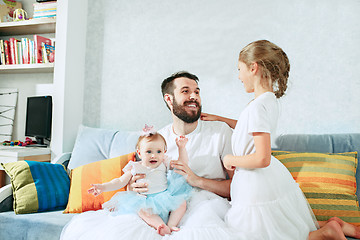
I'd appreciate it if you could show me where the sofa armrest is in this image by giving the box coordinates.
[0,184,13,212]
[53,152,72,165]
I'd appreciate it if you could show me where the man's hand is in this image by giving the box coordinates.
[127,174,148,193]
[170,160,201,188]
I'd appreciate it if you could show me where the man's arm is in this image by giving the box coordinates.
[170,160,233,198]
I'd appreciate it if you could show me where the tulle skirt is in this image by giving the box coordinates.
[102,170,193,222]
[60,189,242,240]
[225,156,319,240]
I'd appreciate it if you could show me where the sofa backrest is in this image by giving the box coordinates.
[68,125,140,170]
[275,133,360,202]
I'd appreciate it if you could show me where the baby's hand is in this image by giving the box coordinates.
[176,136,188,149]
[200,113,219,122]
[88,184,104,196]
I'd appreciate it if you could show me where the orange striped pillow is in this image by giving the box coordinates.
[272,151,360,226]
[64,152,136,213]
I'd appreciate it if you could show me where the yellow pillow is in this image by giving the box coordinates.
[272,151,360,226]
[64,152,136,213]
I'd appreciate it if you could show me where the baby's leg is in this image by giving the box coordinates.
[138,209,171,236]
[167,201,187,232]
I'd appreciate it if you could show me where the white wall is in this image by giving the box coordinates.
[82,0,360,136]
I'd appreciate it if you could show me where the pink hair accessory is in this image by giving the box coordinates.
[141,124,156,136]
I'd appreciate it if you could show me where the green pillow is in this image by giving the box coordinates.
[1,160,70,214]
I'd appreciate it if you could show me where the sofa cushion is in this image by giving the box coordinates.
[109,130,140,159]
[0,210,74,240]
[275,133,360,201]
[1,161,70,214]
[272,151,360,226]
[68,125,118,170]
[64,153,136,213]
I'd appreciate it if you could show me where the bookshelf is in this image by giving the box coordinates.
[0,63,54,73]
[0,18,56,36]
[0,18,56,73]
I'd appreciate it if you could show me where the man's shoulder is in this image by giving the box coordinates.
[200,120,231,133]
[158,121,232,138]
[158,123,171,135]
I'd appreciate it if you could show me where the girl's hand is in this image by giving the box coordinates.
[175,136,188,149]
[88,184,105,196]
[200,113,219,122]
[171,160,200,187]
[223,154,236,171]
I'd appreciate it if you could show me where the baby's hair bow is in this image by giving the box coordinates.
[141,124,156,136]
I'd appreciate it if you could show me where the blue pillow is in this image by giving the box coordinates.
[1,161,70,214]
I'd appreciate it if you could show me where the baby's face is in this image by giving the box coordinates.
[137,138,166,168]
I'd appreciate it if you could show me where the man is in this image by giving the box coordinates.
[129,71,238,239]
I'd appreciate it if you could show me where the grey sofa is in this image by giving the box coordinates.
[0,127,359,240]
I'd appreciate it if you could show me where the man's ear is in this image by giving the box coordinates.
[164,94,173,110]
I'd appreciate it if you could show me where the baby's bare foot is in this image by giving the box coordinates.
[170,226,180,232]
[157,224,171,236]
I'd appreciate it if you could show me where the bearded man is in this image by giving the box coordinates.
[129,71,238,239]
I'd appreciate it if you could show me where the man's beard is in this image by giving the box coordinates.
[172,98,202,123]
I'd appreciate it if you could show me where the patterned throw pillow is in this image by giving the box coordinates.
[272,151,360,226]
[1,161,70,214]
[64,152,135,213]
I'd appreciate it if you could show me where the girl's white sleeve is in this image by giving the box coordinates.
[247,101,271,134]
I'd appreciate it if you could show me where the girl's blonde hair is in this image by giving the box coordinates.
[239,40,290,98]
[136,132,167,151]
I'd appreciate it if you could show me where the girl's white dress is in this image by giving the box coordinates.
[225,92,318,240]
[102,161,192,223]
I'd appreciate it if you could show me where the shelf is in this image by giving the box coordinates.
[0,18,56,36]
[0,63,54,73]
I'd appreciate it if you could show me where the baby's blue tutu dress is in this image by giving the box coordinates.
[102,169,192,222]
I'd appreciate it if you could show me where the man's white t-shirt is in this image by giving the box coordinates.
[159,120,233,181]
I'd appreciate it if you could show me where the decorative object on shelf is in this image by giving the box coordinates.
[12,8,27,21]
[0,0,22,23]
[0,88,18,142]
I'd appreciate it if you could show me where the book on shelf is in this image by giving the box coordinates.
[16,41,22,64]
[33,1,57,19]
[43,44,55,63]
[0,35,54,66]
[3,40,10,65]
[0,39,4,65]
[9,37,17,64]
[34,35,52,63]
